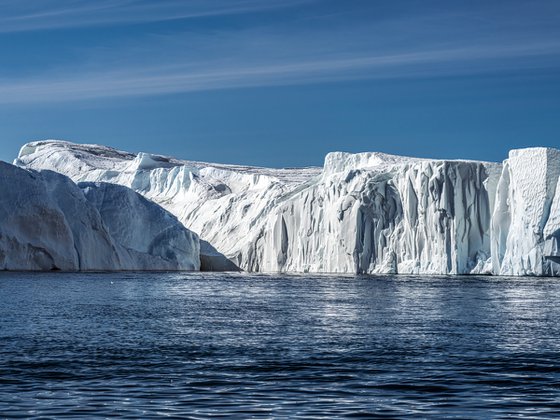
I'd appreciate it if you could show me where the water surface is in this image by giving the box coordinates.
[1,272,559,418]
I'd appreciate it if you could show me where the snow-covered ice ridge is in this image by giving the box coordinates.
[15,140,560,276]
[0,160,199,271]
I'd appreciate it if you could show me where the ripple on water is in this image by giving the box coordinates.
[0,272,560,418]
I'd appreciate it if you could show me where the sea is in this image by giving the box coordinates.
[0,272,559,418]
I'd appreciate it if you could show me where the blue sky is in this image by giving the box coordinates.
[1,0,559,167]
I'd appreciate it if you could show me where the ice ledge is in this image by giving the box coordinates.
[323,151,421,174]
[508,147,560,160]
[322,150,501,175]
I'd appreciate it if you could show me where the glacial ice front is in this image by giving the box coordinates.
[14,140,560,276]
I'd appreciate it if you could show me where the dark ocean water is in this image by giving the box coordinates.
[0,272,559,419]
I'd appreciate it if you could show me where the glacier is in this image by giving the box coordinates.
[0,161,199,271]
[14,140,560,276]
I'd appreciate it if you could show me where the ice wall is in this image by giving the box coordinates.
[15,140,560,276]
[491,148,560,276]
[0,161,199,271]
[248,155,501,274]
[16,140,317,271]
[80,182,200,271]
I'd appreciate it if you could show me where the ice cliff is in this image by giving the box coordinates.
[0,161,199,271]
[491,148,560,276]
[15,140,560,276]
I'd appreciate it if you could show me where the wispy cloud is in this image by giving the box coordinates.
[1,39,559,104]
[1,1,560,104]
[0,0,307,32]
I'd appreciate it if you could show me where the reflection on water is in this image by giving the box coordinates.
[1,272,560,418]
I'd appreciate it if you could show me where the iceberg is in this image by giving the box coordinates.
[254,153,501,274]
[491,148,560,276]
[79,181,200,271]
[0,161,199,271]
[14,140,560,276]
